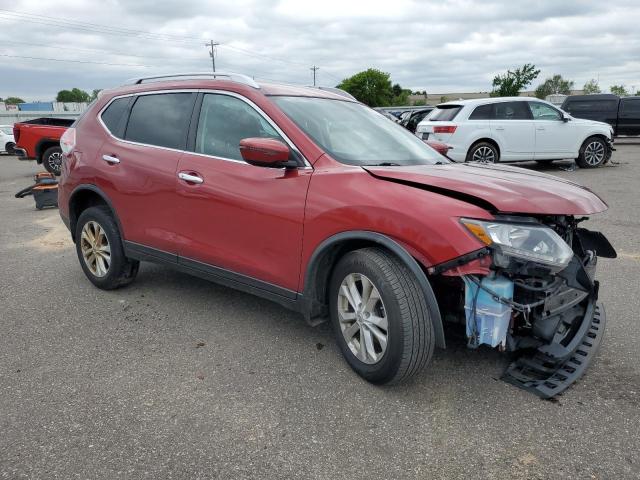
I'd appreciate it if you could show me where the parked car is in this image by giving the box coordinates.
[58,73,615,397]
[415,97,614,168]
[400,107,434,133]
[561,94,640,136]
[0,125,15,154]
[424,139,451,158]
[13,117,75,175]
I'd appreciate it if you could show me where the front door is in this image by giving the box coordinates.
[528,101,573,159]
[175,92,312,293]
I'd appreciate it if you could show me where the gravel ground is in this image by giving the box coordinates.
[1,149,639,479]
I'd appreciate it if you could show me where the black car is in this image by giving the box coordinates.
[400,107,434,133]
[561,94,640,136]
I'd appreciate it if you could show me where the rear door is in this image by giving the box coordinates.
[94,92,196,255]
[528,101,573,159]
[617,98,640,135]
[174,92,312,293]
[488,101,535,161]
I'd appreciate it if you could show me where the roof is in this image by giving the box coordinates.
[436,96,547,107]
[106,72,355,102]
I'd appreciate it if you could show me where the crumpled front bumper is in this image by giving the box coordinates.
[502,297,605,398]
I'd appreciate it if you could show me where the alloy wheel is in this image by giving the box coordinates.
[80,221,111,277]
[472,146,496,163]
[337,273,388,364]
[584,141,605,166]
[47,151,62,173]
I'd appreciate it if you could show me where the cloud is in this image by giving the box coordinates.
[0,0,638,100]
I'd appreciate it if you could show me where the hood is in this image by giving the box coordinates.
[364,163,608,215]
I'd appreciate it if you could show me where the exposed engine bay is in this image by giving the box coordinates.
[431,215,616,398]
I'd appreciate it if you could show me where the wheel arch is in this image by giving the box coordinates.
[467,137,501,160]
[302,231,446,348]
[35,138,61,163]
[68,185,124,242]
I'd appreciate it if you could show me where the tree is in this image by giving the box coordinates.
[90,89,102,101]
[337,69,394,107]
[583,79,601,95]
[534,74,574,99]
[56,88,91,103]
[491,63,540,97]
[610,85,628,96]
[2,96,24,104]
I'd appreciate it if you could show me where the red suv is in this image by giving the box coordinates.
[58,73,615,397]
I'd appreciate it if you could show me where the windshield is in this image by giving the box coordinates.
[271,96,446,166]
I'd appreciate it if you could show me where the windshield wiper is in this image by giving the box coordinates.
[365,162,402,167]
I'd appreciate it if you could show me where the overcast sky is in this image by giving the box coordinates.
[1,0,639,100]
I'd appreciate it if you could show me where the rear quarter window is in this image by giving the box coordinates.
[468,104,494,120]
[428,106,462,121]
[621,99,640,114]
[100,97,131,137]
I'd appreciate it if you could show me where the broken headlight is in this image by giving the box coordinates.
[461,218,574,270]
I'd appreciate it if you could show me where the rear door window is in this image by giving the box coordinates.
[428,106,462,121]
[124,93,195,149]
[621,99,640,115]
[494,102,532,120]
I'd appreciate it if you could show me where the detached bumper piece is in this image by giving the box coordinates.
[502,302,605,399]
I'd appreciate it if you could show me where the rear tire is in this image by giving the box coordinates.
[576,136,607,168]
[5,142,15,155]
[329,248,434,385]
[42,146,63,176]
[466,141,499,163]
[75,206,139,290]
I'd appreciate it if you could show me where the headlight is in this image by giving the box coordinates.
[461,218,574,269]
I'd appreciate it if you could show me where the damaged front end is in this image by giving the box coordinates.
[430,215,616,398]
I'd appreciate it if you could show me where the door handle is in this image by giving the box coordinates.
[102,154,120,164]
[536,127,545,131]
[178,172,204,184]
[494,126,505,131]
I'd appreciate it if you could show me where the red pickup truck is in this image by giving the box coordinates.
[13,118,75,175]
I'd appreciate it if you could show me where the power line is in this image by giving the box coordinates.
[0,53,152,67]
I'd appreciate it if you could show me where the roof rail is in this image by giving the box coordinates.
[123,72,260,89]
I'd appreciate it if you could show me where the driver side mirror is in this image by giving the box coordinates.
[561,113,570,122]
[239,137,291,167]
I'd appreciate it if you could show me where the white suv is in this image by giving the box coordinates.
[0,125,15,155]
[415,97,614,168]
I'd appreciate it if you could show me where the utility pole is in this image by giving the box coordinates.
[310,65,319,86]
[206,40,220,72]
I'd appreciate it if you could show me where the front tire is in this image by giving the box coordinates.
[466,141,499,163]
[42,146,63,175]
[329,248,434,385]
[577,136,607,168]
[75,206,139,290]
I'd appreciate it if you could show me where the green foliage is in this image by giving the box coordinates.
[2,96,24,104]
[491,63,540,97]
[440,96,449,103]
[56,88,91,103]
[90,89,103,101]
[583,79,601,95]
[412,99,427,106]
[610,85,628,96]
[534,74,574,99]
[337,69,394,107]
